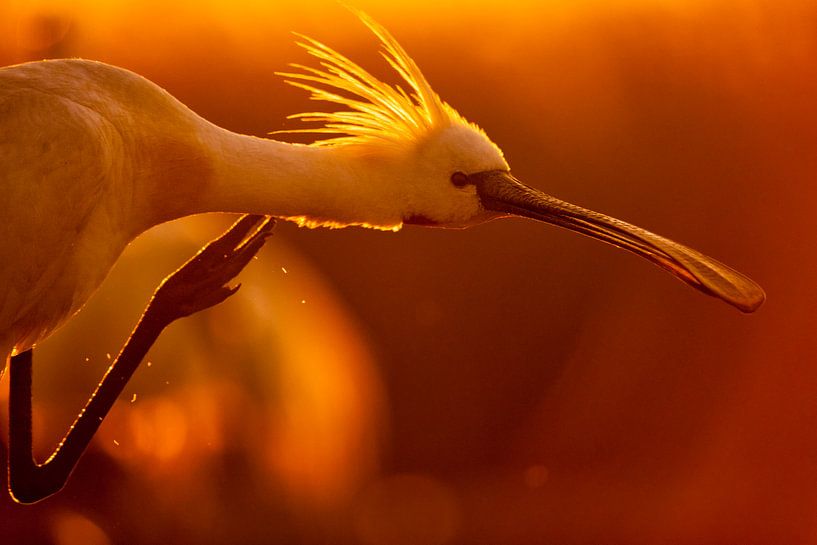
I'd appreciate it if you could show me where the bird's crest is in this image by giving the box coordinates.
[275,9,476,149]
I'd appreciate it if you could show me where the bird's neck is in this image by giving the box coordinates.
[155,126,404,231]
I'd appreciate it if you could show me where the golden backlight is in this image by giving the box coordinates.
[1,1,816,544]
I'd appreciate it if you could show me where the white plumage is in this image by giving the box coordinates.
[1,10,763,362]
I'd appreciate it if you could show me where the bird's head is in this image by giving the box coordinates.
[275,8,511,230]
[276,9,765,312]
[394,123,509,228]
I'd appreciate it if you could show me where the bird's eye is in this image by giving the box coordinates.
[450,171,469,187]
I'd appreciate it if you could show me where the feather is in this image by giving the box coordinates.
[274,9,470,149]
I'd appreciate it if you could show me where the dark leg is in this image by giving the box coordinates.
[7,215,274,503]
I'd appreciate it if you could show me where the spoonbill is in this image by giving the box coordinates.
[1,10,764,503]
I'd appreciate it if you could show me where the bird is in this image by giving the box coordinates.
[0,9,765,503]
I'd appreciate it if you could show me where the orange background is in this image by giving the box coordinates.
[1,1,816,543]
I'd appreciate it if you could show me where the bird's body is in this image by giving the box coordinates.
[0,59,144,354]
[0,58,217,353]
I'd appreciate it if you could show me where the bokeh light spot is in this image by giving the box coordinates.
[51,511,110,545]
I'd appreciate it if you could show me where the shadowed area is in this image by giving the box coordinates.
[1,0,815,543]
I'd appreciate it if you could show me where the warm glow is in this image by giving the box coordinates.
[283,215,403,232]
[2,0,814,543]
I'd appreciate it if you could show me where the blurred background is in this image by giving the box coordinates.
[1,0,815,543]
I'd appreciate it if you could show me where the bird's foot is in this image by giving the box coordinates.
[148,215,274,322]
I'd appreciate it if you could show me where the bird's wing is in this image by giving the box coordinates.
[0,77,114,349]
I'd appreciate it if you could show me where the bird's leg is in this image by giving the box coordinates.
[7,215,274,504]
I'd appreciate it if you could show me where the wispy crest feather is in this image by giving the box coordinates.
[275,9,468,148]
